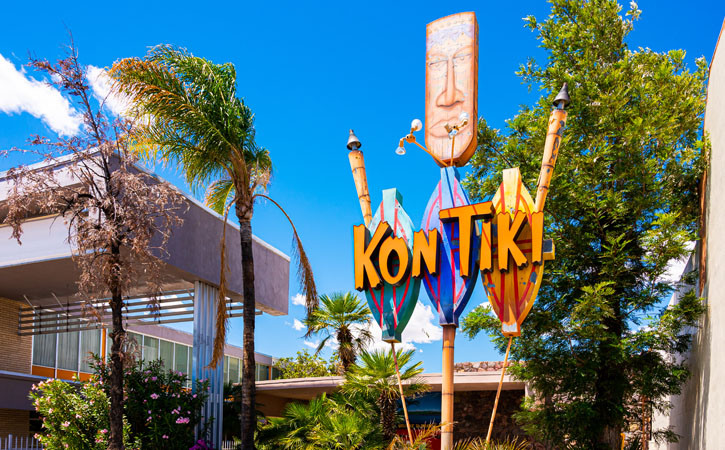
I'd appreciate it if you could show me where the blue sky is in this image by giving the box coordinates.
[1,1,723,372]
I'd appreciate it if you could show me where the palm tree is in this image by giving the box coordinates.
[257,393,383,450]
[343,349,428,442]
[110,46,317,449]
[304,292,373,372]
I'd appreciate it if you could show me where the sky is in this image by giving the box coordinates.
[0,1,723,372]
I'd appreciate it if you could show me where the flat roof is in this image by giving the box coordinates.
[255,371,524,401]
[0,152,291,316]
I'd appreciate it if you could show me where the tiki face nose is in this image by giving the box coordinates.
[436,58,464,107]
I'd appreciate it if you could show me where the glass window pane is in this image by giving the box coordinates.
[256,364,269,381]
[229,357,239,384]
[126,332,142,358]
[224,356,230,384]
[80,329,101,372]
[174,344,189,374]
[32,333,56,367]
[143,336,159,362]
[159,340,173,369]
[57,331,79,371]
[271,367,282,380]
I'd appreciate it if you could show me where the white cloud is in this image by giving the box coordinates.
[291,293,306,306]
[292,318,305,331]
[303,340,319,350]
[362,302,442,353]
[86,65,131,117]
[0,54,83,136]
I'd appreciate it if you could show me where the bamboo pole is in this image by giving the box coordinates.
[441,325,456,449]
[534,106,568,212]
[348,148,373,225]
[391,342,414,444]
[486,335,513,444]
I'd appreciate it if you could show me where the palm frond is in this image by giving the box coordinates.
[254,194,318,313]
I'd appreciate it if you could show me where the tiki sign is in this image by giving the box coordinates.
[425,12,478,167]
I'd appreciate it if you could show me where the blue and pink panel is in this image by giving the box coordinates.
[420,167,479,326]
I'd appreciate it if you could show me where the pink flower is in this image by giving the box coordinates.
[151,393,159,399]
[100,429,108,434]
[176,417,190,424]
[162,435,169,439]
[62,421,70,427]
[151,376,157,381]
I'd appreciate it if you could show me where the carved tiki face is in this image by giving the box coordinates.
[425,12,478,167]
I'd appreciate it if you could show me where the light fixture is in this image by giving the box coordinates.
[411,119,423,132]
[395,144,406,155]
[347,129,362,151]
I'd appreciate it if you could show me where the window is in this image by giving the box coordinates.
[32,333,56,368]
[79,329,101,372]
[57,331,79,371]
[229,357,240,384]
[143,336,159,362]
[174,343,189,375]
[126,332,142,358]
[271,366,282,380]
[256,364,269,381]
[224,356,230,384]
[160,340,174,369]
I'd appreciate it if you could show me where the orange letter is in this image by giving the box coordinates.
[496,211,527,271]
[412,229,439,277]
[440,201,493,278]
[353,222,391,290]
[530,212,544,265]
[479,220,493,273]
[379,237,412,286]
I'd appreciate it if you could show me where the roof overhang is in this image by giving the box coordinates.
[0,153,290,317]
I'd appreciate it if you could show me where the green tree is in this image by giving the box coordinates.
[305,292,373,372]
[461,1,707,448]
[342,349,428,443]
[110,46,318,449]
[275,349,340,379]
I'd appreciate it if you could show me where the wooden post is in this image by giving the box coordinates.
[441,325,456,449]
[486,335,513,443]
[391,342,414,444]
[348,149,373,225]
[534,108,568,212]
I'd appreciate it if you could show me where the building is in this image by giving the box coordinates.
[0,154,291,446]
[256,361,530,446]
[648,18,725,449]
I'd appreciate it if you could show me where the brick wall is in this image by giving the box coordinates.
[455,390,528,442]
[0,408,30,439]
[0,297,32,374]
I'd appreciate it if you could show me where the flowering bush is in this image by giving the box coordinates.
[30,377,138,450]
[94,358,211,449]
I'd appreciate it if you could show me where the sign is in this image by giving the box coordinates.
[425,12,478,167]
[353,168,553,334]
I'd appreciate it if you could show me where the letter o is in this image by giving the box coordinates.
[379,237,411,286]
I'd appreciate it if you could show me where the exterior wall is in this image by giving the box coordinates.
[0,409,29,439]
[0,297,31,374]
[454,390,527,442]
[650,20,725,450]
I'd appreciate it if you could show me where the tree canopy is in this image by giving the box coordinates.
[461,0,708,448]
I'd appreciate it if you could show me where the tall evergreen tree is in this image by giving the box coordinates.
[461,1,707,448]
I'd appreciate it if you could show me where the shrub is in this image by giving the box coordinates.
[94,358,211,449]
[30,377,137,450]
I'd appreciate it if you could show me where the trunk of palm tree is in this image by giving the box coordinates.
[337,328,354,372]
[237,212,257,450]
[108,245,125,450]
[379,394,396,443]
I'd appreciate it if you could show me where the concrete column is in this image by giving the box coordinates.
[192,281,224,448]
